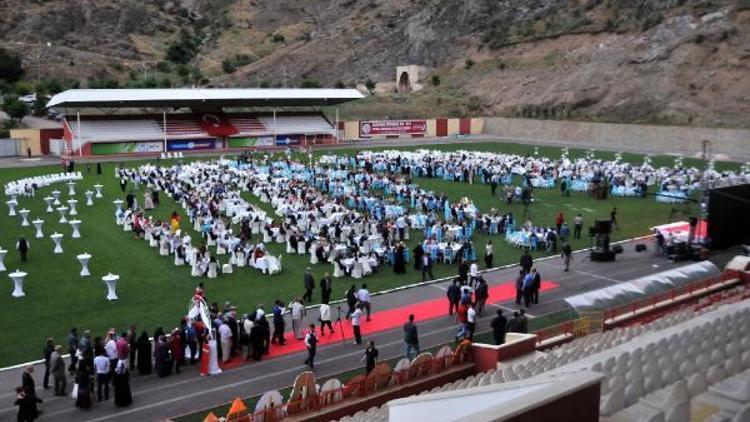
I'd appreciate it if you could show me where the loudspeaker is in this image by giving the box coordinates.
[612,244,624,254]
[595,219,612,235]
[635,244,647,252]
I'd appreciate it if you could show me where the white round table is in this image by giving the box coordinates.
[94,184,104,198]
[9,193,17,202]
[19,208,30,226]
[56,206,68,223]
[102,274,119,301]
[51,233,64,254]
[77,253,92,277]
[69,220,82,238]
[85,191,94,206]
[44,196,54,213]
[67,199,78,216]
[113,199,124,214]
[0,249,6,272]
[32,219,44,239]
[67,181,76,196]
[51,190,61,205]
[9,270,26,298]
[6,199,17,216]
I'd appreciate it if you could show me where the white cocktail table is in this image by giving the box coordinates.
[56,206,68,223]
[67,181,76,196]
[44,196,54,212]
[50,233,64,254]
[6,199,17,216]
[9,270,27,298]
[67,199,78,216]
[51,190,61,205]
[85,191,94,206]
[69,220,81,238]
[113,199,124,214]
[33,219,44,239]
[19,208,30,226]
[0,249,6,272]
[94,184,104,198]
[77,253,92,277]
[102,273,119,301]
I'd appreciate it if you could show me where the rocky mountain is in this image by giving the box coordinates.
[1,0,749,127]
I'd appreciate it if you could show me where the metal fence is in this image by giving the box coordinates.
[0,139,20,157]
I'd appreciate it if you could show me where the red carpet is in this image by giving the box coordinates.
[219,280,559,369]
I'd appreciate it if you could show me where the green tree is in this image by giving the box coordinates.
[300,79,321,88]
[0,48,24,83]
[431,75,441,86]
[221,59,236,74]
[2,95,27,121]
[365,78,376,94]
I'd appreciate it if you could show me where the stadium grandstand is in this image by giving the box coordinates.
[45,88,363,156]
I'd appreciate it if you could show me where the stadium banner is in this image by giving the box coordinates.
[359,120,427,137]
[91,141,163,155]
[228,137,258,148]
[228,137,276,148]
[275,134,302,146]
[167,139,215,151]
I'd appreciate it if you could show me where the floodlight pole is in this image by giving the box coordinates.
[163,110,168,153]
[76,110,82,157]
[273,108,277,144]
[335,108,340,144]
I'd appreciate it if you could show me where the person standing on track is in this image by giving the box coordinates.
[303,325,318,370]
[447,279,461,316]
[561,242,573,272]
[403,314,420,360]
[351,304,363,345]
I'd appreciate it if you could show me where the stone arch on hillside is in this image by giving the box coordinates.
[398,71,410,93]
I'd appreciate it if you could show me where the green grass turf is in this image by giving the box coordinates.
[0,141,735,367]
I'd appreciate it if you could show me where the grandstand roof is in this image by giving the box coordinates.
[47,88,364,109]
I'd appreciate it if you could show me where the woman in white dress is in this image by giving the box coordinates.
[208,330,222,375]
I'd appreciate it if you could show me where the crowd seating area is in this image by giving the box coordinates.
[67,118,164,141]
[336,280,750,422]
[66,114,333,142]
[159,118,205,137]
[258,114,334,134]
[229,116,267,134]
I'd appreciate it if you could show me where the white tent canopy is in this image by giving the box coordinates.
[564,261,720,311]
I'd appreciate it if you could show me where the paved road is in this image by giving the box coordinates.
[0,240,738,421]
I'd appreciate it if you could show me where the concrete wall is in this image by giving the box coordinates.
[484,118,750,160]
[9,129,42,156]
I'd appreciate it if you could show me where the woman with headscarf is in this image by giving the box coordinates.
[393,242,406,274]
[136,332,152,375]
[112,360,132,407]
[169,328,184,374]
[154,335,171,378]
[74,361,92,410]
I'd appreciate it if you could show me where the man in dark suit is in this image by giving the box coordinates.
[446,279,461,316]
[491,310,508,345]
[302,268,315,303]
[532,268,541,304]
[520,249,533,274]
[506,311,520,333]
[320,272,333,304]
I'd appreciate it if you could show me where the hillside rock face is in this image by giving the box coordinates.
[2,0,749,127]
